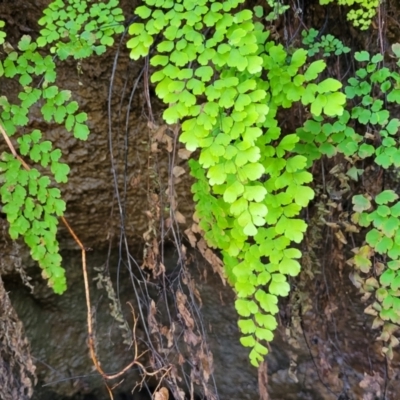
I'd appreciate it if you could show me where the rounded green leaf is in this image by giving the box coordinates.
[380,268,395,287]
[238,319,256,334]
[391,273,400,291]
[376,190,399,205]
[255,290,279,314]
[254,313,277,330]
[240,335,255,348]
[255,327,274,341]
[355,51,370,62]
[317,78,342,93]
[243,185,267,202]
[278,257,301,276]
[223,181,244,203]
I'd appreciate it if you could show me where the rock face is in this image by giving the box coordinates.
[1,1,400,400]
[0,274,36,400]
[5,251,143,400]
[0,0,194,251]
[4,248,400,400]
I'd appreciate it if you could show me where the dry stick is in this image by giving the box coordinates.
[0,123,169,395]
[0,124,31,170]
[61,217,139,380]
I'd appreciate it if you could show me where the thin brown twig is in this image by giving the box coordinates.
[0,124,31,170]
[144,55,155,124]
[377,1,384,56]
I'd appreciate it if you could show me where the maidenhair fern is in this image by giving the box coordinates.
[37,0,124,59]
[127,0,346,366]
[320,0,381,30]
[343,51,400,359]
[294,46,400,358]
[302,28,350,57]
[0,31,83,293]
[253,0,289,22]
[0,0,123,293]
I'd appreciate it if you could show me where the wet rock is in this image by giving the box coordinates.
[0,275,36,400]
[5,251,140,399]
[4,248,260,399]
[4,247,399,400]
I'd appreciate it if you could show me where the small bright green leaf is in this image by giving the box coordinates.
[255,327,274,341]
[257,271,271,285]
[254,313,277,330]
[235,281,256,297]
[238,163,264,181]
[269,276,290,296]
[285,155,307,172]
[278,257,301,276]
[243,185,267,202]
[323,92,346,116]
[317,78,342,93]
[391,274,400,291]
[388,260,400,271]
[73,122,90,140]
[255,290,279,314]
[238,319,256,334]
[304,60,325,81]
[366,228,381,246]
[51,162,70,183]
[236,299,255,317]
[224,181,244,203]
[375,236,393,254]
[380,268,395,287]
[376,190,398,205]
[355,51,370,62]
[240,335,255,348]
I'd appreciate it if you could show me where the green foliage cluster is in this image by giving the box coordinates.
[253,1,289,22]
[37,0,124,59]
[294,46,400,357]
[302,28,350,57]
[333,50,400,359]
[349,191,400,358]
[0,0,123,293]
[344,50,400,163]
[0,32,81,293]
[127,0,347,366]
[295,51,400,164]
[319,0,380,30]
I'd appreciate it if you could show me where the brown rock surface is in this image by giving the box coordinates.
[0,0,194,253]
